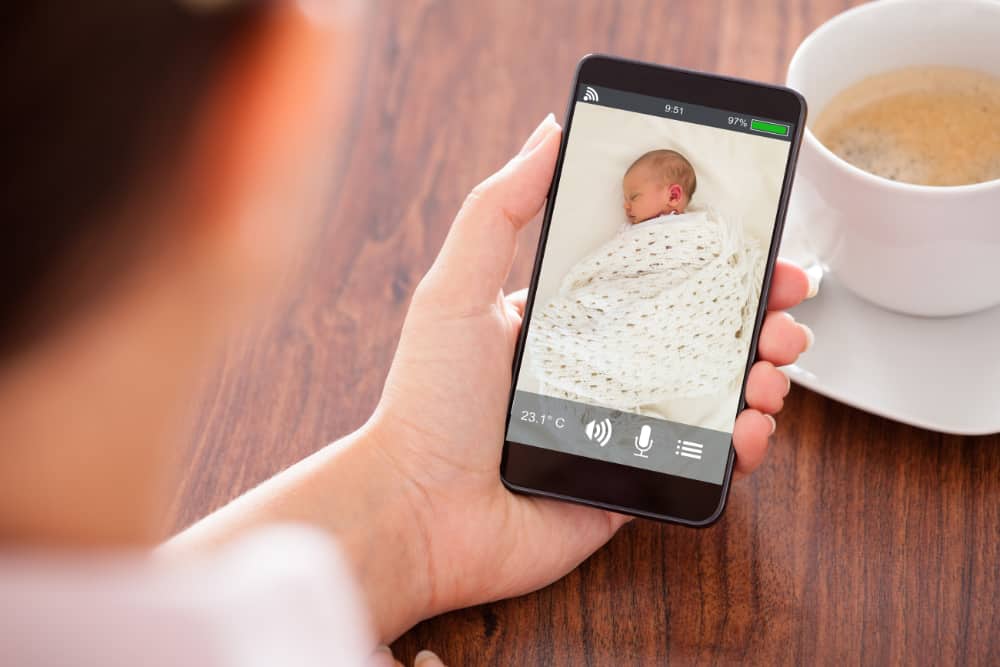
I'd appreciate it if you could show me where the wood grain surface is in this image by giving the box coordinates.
[167,1,1000,664]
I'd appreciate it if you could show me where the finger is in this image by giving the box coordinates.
[757,312,813,366]
[369,645,397,667]
[766,259,817,311]
[732,408,775,477]
[519,115,556,154]
[414,649,445,666]
[421,115,561,309]
[606,510,634,530]
[505,288,528,317]
[744,361,791,414]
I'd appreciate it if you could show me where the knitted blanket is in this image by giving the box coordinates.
[528,210,764,411]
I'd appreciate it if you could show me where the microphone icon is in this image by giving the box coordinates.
[634,425,653,458]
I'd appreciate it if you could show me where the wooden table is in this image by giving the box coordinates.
[168,1,1000,664]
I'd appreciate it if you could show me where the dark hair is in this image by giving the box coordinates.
[627,149,698,199]
[0,2,265,354]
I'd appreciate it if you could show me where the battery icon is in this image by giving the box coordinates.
[750,119,789,136]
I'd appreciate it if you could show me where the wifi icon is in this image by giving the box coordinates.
[585,418,613,447]
[583,86,600,103]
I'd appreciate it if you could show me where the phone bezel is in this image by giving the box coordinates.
[500,54,807,526]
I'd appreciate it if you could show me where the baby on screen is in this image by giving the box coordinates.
[529,147,763,411]
[622,149,697,223]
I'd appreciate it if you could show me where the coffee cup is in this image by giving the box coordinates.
[785,0,1000,317]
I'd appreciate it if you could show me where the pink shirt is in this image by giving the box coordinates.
[0,525,375,666]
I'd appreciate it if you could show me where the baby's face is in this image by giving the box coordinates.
[622,165,687,224]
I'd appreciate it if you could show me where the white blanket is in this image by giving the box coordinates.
[528,210,764,412]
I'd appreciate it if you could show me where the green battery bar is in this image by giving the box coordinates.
[750,119,789,136]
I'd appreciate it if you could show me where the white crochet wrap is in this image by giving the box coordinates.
[528,210,764,411]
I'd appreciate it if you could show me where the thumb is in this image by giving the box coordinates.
[419,114,561,311]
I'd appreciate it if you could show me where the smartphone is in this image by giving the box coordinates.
[500,54,806,526]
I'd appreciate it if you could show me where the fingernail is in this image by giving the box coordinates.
[782,369,792,395]
[518,113,556,156]
[800,323,815,351]
[765,414,777,435]
[415,649,444,666]
[806,267,822,299]
[368,644,395,667]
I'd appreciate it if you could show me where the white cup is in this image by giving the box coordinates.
[785,0,1000,317]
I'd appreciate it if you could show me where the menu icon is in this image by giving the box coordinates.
[675,439,703,460]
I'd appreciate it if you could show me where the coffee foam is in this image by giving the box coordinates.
[813,66,1000,187]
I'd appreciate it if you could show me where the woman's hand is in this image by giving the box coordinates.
[371,646,446,667]
[368,114,816,630]
[166,114,816,645]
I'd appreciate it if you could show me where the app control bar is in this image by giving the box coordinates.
[507,390,732,485]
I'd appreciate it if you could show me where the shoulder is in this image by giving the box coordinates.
[0,525,374,667]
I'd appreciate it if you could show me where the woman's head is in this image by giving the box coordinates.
[2,1,357,352]
[0,1,359,545]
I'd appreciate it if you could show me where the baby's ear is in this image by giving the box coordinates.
[668,183,684,203]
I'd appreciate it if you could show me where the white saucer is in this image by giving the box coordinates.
[784,265,1000,436]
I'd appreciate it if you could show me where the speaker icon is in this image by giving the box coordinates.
[583,86,600,103]
[584,418,613,447]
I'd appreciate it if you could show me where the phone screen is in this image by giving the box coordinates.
[503,63,800,521]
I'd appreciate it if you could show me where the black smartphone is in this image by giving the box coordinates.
[500,54,806,526]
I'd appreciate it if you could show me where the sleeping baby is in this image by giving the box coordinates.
[622,149,697,223]
[527,148,765,413]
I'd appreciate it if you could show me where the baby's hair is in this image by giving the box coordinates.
[626,149,697,199]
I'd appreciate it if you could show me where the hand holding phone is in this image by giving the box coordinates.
[501,55,808,525]
[368,67,811,626]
